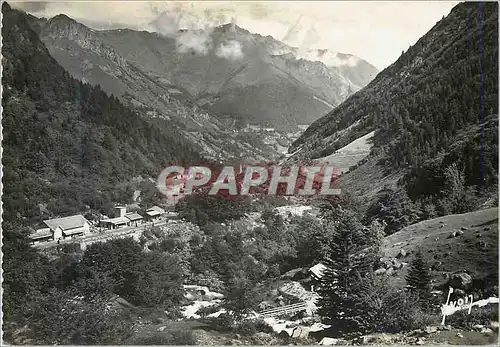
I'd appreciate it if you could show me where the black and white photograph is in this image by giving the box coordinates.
[1,1,498,345]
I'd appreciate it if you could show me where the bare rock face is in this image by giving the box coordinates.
[42,15,128,69]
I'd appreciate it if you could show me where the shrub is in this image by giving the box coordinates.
[199,314,235,333]
[197,305,220,319]
[133,330,197,345]
[446,305,499,328]
[235,319,274,336]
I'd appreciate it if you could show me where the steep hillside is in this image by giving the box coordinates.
[1,3,207,223]
[38,19,377,131]
[289,2,498,204]
[382,207,498,289]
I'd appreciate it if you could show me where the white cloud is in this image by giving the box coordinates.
[216,40,244,60]
[175,30,213,56]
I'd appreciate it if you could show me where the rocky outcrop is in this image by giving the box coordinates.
[42,14,127,68]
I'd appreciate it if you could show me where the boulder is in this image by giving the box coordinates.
[489,321,499,332]
[447,231,457,239]
[481,327,494,334]
[424,326,438,334]
[156,326,166,332]
[320,337,339,345]
[449,272,473,290]
[472,324,484,331]
[386,267,394,276]
[460,227,468,231]
[484,227,491,231]
[374,268,386,275]
[456,230,464,236]
[291,326,310,339]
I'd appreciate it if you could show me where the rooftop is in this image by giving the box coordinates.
[101,216,129,225]
[125,212,143,221]
[146,206,165,214]
[44,215,89,231]
[309,263,327,279]
[30,228,52,240]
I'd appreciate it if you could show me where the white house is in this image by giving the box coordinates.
[43,215,91,241]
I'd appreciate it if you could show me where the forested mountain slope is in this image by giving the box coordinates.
[2,3,207,223]
[289,2,498,207]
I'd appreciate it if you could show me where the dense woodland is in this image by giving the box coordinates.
[2,3,207,224]
[292,2,498,211]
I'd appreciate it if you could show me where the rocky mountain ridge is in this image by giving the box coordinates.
[36,15,378,131]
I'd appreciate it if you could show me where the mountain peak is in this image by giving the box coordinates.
[213,22,248,35]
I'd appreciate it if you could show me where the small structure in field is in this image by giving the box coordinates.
[309,263,327,292]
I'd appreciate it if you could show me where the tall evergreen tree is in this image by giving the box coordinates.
[405,249,432,308]
[317,210,379,333]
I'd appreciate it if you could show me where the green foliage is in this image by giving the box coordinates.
[199,314,236,333]
[292,2,498,206]
[446,304,499,329]
[175,193,251,226]
[76,238,185,307]
[132,330,197,345]
[438,163,480,214]
[365,187,421,235]
[234,319,274,336]
[2,225,136,345]
[405,249,433,308]
[16,287,134,345]
[2,223,55,322]
[199,315,273,336]
[1,5,206,224]
[351,274,437,333]
[223,269,263,319]
[317,210,383,333]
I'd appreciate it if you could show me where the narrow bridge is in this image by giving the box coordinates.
[257,302,308,318]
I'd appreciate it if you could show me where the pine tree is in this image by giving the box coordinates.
[317,210,376,333]
[405,249,432,308]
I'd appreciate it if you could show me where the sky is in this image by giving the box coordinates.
[12,1,459,70]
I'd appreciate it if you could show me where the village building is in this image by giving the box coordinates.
[99,216,129,230]
[125,212,144,227]
[30,215,91,243]
[29,227,53,244]
[99,205,137,230]
[145,206,165,221]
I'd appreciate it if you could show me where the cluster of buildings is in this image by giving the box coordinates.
[29,205,178,245]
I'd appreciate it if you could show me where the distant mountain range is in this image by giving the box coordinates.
[33,16,378,131]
